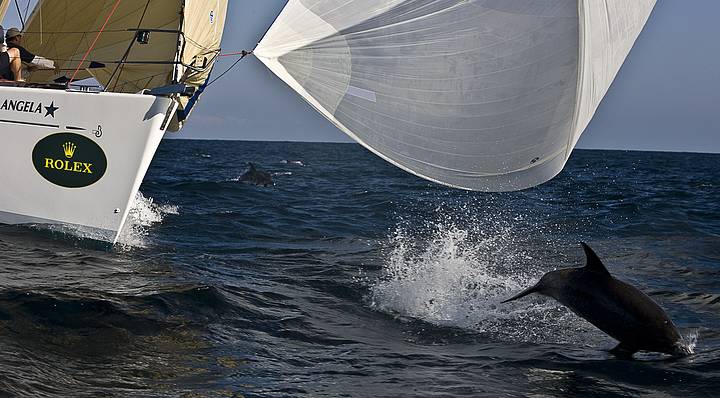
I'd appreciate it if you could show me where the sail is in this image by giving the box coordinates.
[255,0,656,191]
[0,1,11,23]
[20,0,228,129]
[22,0,181,89]
[171,0,230,131]
[571,0,657,151]
[180,0,229,89]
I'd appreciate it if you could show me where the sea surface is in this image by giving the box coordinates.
[0,140,718,397]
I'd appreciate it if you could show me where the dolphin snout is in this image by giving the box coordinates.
[502,284,539,303]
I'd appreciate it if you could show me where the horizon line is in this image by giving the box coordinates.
[163,136,720,155]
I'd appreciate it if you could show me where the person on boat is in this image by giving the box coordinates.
[0,26,23,82]
[5,28,54,71]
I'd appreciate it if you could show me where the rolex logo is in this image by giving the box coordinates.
[62,142,76,159]
[33,133,107,188]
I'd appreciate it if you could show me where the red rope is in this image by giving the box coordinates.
[69,0,123,85]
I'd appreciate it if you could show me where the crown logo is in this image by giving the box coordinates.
[62,142,77,159]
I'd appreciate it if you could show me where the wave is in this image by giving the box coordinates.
[0,284,233,397]
[368,208,595,345]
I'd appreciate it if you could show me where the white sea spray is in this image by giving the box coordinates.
[116,192,178,249]
[367,204,598,344]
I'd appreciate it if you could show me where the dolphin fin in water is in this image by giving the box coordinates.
[239,162,274,187]
[581,242,611,277]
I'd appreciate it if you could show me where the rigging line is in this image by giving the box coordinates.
[13,0,25,29]
[22,0,30,23]
[109,0,152,91]
[107,71,169,90]
[219,51,251,58]
[69,0,123,85]
[183,35,218,51]
[16,29,176,34]
[206,50,252,87]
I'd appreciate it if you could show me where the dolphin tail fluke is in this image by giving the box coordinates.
[502,284,539,303]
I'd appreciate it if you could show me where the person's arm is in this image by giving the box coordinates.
[18,46,34,63]
[8,48,23,81]
[14,45,54,70]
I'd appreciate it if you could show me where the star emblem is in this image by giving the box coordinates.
[44,102,59,118]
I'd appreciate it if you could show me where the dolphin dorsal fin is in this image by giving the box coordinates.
[581,242,611,277]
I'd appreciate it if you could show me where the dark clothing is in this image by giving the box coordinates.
[7,43,34,63]
[0,52,14,80]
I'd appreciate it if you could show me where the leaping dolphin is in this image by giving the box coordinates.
[239,163,273,187]
[504,243,690,358]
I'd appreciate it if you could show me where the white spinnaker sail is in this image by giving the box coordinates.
[255,0,656,191]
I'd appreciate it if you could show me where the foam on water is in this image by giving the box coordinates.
[679,330,699,355]
[116,192,178,248]
[368,208,594,344]
[26,192,176,248]
[281,160,305,166]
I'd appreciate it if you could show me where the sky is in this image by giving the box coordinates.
[3,1,719,153]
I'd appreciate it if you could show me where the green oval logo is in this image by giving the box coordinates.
[32,133,107,188]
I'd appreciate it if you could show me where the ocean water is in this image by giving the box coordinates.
[0,140,718,397]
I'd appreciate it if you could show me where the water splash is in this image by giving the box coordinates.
[116,192,178,248]
[678,330,699,355]
[368,207,594,344]
[24,192,177,249]
[281,160,305,166]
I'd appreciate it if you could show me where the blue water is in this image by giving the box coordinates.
[0,140,718,397]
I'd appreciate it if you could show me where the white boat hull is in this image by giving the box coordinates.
[0,85,176,243]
